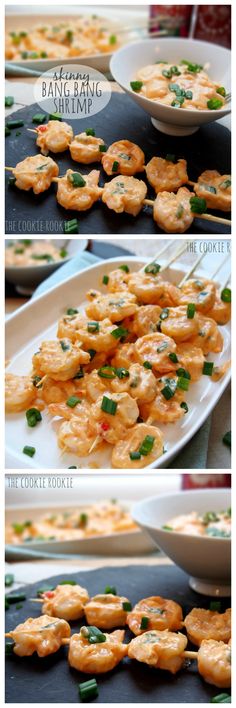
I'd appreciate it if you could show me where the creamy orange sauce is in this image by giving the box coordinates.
[5,240,68,267]
[164,509,231,537]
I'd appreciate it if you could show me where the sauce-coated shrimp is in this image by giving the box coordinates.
[153,187,194,233]
[175,278,216,313]
[111,342,137,370]
[184,607,231,647]
[91,391,139,445]
[12,155,59,194]
[68,628,127,673]
[194,171,231,212]
[134,332,177,373]
[127,596,183,635]
[190,315,223,354]
[128,272,179,306]
[84,593,130,629]
[110,363,157,403]
[5,373,36,413]
[207,290,231,325]
[48,399,90,421]
[160,306,199,342]
[41,583,89,621]
[105,267,130,293]
[132,305,162,336]
[102,176,147,216]
[198,639,231,688]
[56,169,102,211]
[36,120,73,156]
[7,615,71,658]
[111,422,164,468]
[76,317,118,353]
[128,630,187,674]
[145,156,188,194]
[40,376,87,405]
[176,343,205,382]
[86,291,138,322]
[101,140,145,176]
[58,411,97,456]
[57,312,87,342]
[69,132,105,163]
[140,376,186,424]
[33,339,90,381]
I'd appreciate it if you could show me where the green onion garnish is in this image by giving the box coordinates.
[169,352,178,363]
[176,204,184,219]
[5,96,14,107]
[66,308,78,315]
[221,288,231,303]
[109,34,117,45]
[112,160,119,172]
[98,366,116,379]
[60,248,68,258]
[5,126,11,137]
[180,402,188,413]
[187,303,195,319]
[104,585,117,595]
[130,80,143,92]
[8,177,17,187]
[6,120,24,129]
[22,446,36,458]
[37,585,55,596]
[139,435,155,456]
[161,380,177,400]
[165,153,176,162]
[87,321,99,333]
[207,98,223,110]
[162,69,172,78]
[202,361,214,376]
[73,366,84,379]
[111,326,128,340]
[99,144,107,152]
[64,218,79,234]
[102,274,109,284]
[66,396,81,408]
[211,694,231,703]
[176,368,191,380]
[123,601,132,611]
[32,113,46,124]
[177,376,189,391]
[144,262,161,274]
[130,451,141,460]
[116,367,129,379]
[162,525,173,531]
[156,342,168,353]
[201,184,217,194]
[86,128,95,136]
[185,90,193,99]
[49,113,62,121]
[171,99,184,108]
[140,616,149,630]
[67,172,86,188]
[101,396,117,415]
[88,349,96,360]
[223,431,231,448]
[190,196,207,214]
[119,264,130,273]
[5,574,14,587]
[60,580,77,585]
[210,600,221,612]
[160,308,169,320]
[26,408,42,428]
[180,60,203,72]
[5,641,14,655]
[216,86,226,97]
[79,678,99,702]
[5,592,26,604]
[81,625,106,644]
[143,361,152,369]
[220,179,231,190]
[60,340,70,351]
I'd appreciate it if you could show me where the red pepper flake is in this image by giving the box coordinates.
[44,591,54,598]
[101,421,110,431]
[37,125,47,132]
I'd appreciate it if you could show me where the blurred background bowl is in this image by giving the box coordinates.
[5,238,87,293]
[132,488,231,595]
[110,37,231,136]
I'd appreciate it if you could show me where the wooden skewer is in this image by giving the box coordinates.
[27,128,38,134]
[29,598,44,602]
[210,253,230,281]
[161,243,187,273]
[187,180,195,188]
[88,435,101,454]
[139,242,172,273]
[183,650,198,660]
[5,166,14,172]
[61,638,70,645]
[178,251,205,288]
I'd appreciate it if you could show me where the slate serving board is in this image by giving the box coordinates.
[5,94,231,235]
[5,564,231,703]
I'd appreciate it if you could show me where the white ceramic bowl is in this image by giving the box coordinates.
[5,239,87,293]
[132,489,231,596]
[110,37,231,136]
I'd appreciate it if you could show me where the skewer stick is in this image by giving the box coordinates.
[210,253,230,281]
[178,251,205,288]
[221,275,231,290]
[29,598,44,602]
[61,638,70,645]
[187,180,195,188]
[160,243,187,273]
[5,167,14,172]
[144,195,231,226]
[183,650,198,660]
[139,241,173,273]
[143,198,154,207]
[5,633,12,638]
[27,129,38,134]
[35,374,48,388]
[88,435,101,454]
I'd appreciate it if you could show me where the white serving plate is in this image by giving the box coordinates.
[5,255,231,471]
[5,502,156,556]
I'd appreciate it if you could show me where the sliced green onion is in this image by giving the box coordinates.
[165,153,176,162]
[171,99,184,108]
[67,172,86,188]
[41,51,48,58]
[109,34,117,45]
[60,340,70,351]
[98,366,116,379]
[169,352,178,363]
[156,342,168,353]
[66,307,78,315]
[5,126,11,136]
[190,196,207,214]
[211,694,231,703]
[112,160,119,172]
[5,641,14,655]
[220,179,231,190]
[143,361,152,369]
[207,98,223,110]
[5,592,26,604]
[66,29,73,42]
[26,408,42,428]
[202,361,214,376]
[144,262,161,274]
[101,396,117,415]
[49,113,62,121]
[104,586,117,595]
[180,60,203,72]
[79,678,99,701]
[60,249,68,258]
[79,513,88,527]
[23,446,36,458]
[5,574,14,587]
[160,308,169,320]
[162,69,172,78]
[32,113,46,124]
[88,349,96,360]
[103,275,109,285]
[99,144,107,152]
[177,376,189,391]
[161,383,176,400]
[111,326,128,340]
[216,86,226,97]
[60,580,77,586]
[119,264,130,273]
[66,396,81,408]
[130,451,141,460]
[37,585,55,596]
[87,321,99,333]
[5,96,14,107]
[201,183,217,194]
[80,625,106,644]
[68,466,77,469]
[221,288,231,303]
[6,120,24,129]
[223,431,231,448]
[185,90,193,99]
[176,368,191,380]
[162,525,173,531]
[123,601,132,611]
[176,204,184,218]
[116,367,129,379]
[180,402,188,413]
[86,128,95,136]
[64,218,79,234]
[140,616,149,630]
[73,366,84,379]
[130,80,143,92]
[210,600,221,612]
[139,435,155,456]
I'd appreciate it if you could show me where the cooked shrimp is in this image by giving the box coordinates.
[127,596,183,636]
[48,398,90,421]
[101,140,145,176]
[12,155,59,194]
[153,187,194,233]
[111,422,164,468]
[40,376,87,405]
[145,156,188,194]
[128,630,187,674]
[184,607,231,647]
[91,391,139,445]
[57,312,87,342]
[102,176,147,216]
[7,615,71,658]
[134,332,177,373]
[85,291,138,322]
[33,339,90,381]
[69,132,105,163]
[105,268,130,293]
[84,593,130,629]
[110,363,157,403]
[176,344,205,382]
[111,342,138,369]
[56,169,102,211]
[86,370,112,403]
[190,315,223,354]
[198,639,231,688]
[75,317,118,353]
[132,305,162,336]
[36,120,73,156]
[41,583,89,621]
[207,290,231,325]
[128,271,179,306]
[68,628,127,673]
[175,278,216,313]
[5,373,36,413]
[160,306,199,342]
[194,171,231,212]
[140,376,186,424]
[58,412,98,456]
